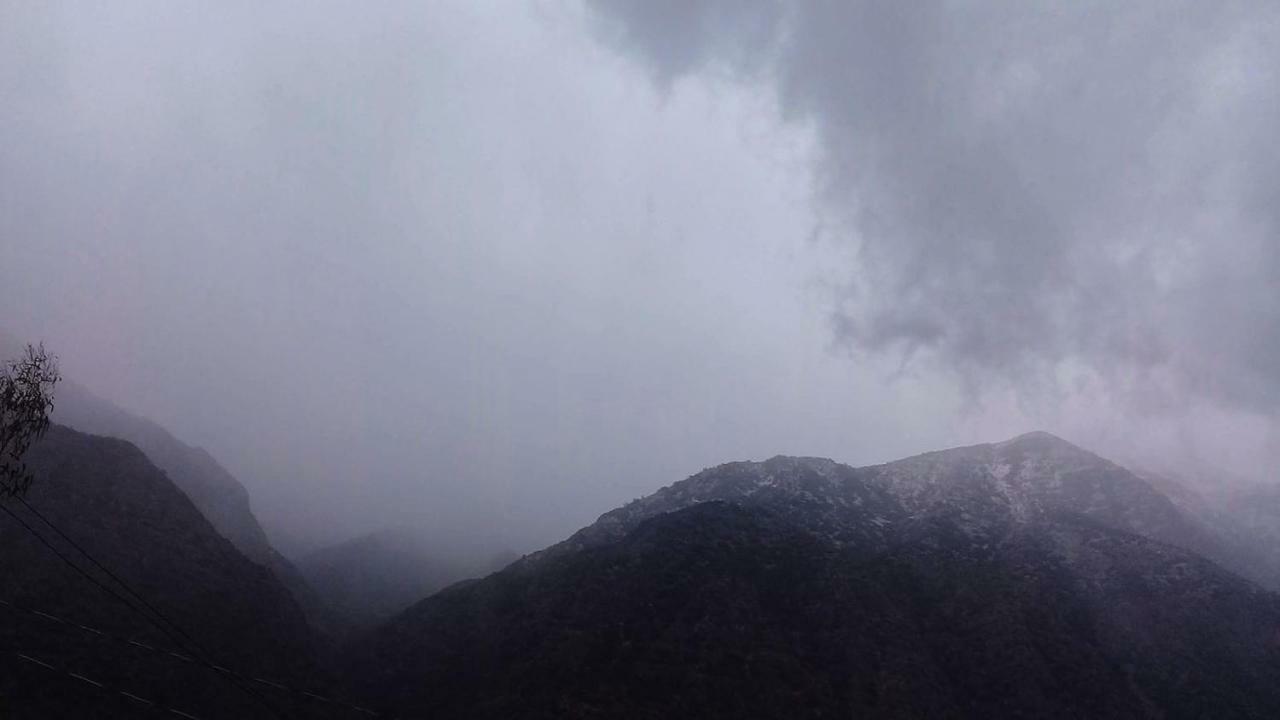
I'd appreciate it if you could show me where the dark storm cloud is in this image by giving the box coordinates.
[590,0,1280,413]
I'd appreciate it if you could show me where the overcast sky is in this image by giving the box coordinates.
[3,1,1279,555]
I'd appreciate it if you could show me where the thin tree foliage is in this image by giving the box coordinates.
[0,343,60,498]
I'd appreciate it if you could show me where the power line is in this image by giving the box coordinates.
[0,498,291,718]
[0,499,293,720]
[0,502,143,623]
[0,597,381,717]
[16,494,210,652]
[12,493,265,690]
[11,648,206,719]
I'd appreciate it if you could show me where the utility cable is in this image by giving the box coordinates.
[0,499,293,719]
[0,597,380,716]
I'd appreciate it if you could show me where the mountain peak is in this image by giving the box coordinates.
[862,430,1223,558]
[995,430,1090,454]
[762,454,838,466]
[1000,429,1068,445]
[760,454,843,478]
[347,435,1280,719]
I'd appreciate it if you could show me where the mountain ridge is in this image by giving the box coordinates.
[41,375,345,640]
[526,431,1235,578]
[344,431,1280,718]
[0,424,322,718]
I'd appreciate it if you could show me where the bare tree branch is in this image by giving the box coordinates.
[0,343,60,498]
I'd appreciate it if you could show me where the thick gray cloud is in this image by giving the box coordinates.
[590,0,1280,414]
[4,2,1277,560]
[2,1,997,557]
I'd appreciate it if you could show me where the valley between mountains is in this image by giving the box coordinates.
[4,398,1280,718]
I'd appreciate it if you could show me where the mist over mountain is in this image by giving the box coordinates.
[299,528,467,631]
[6,398,1280,717]
[1136,466,1280,593]
[50,381,275,558]
[343,433,1280,718]
[38,362,348,644]
[0,426,322,718]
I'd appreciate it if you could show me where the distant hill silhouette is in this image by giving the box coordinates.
[300,529,466,632]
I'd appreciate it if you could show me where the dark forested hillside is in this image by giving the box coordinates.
[8,423,1280,719]
[52,381,273,561]
[48,379,338,638]
[0,426,331,718]
[344,434,1280,719]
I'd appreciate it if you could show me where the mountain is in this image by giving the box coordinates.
[51,380,276,564]
[299,529,466,630]
[0,425,333,718]
[343,433,1280,719]
[1134,465,1280,591]
[44,379,339,634]
[860,432,1234,568]
[0,337,348,642]
[527,454,908,569]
